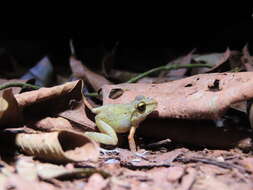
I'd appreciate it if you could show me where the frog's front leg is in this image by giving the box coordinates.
[128,126,137,152]
[85,118,118,145]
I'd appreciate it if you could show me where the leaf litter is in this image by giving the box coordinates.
[1,45,253,189]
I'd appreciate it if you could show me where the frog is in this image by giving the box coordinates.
[84,96,157,152]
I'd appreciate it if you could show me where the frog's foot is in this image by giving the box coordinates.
[85,132,118,145]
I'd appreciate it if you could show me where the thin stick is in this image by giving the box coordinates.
[0,82,40,91]
[127,63,212,83]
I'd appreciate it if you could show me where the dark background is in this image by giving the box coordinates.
[0,11,252,73]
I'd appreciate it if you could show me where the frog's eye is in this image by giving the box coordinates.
[137,102,146,112]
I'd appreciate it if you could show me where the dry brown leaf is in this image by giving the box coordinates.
[15,80,95,130]
[102,72,253,120]
[15,80,80,108]
[70,56,112,91]
[16,130,99,163]
[28,117,75,132]
[0,89,23,127]
[58,100,96,131]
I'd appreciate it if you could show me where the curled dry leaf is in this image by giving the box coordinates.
[15,80,95,130]
[102,72,253,120]
[0,89,23,127]
[16,130,99,163]
[15,80,81,108]
[70,56,112,91]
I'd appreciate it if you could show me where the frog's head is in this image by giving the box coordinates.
[131,95,158,126]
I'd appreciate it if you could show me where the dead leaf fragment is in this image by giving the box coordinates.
[16,130,99,163]
[70,56,112,91]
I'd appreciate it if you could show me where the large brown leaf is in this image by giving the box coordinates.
[102,72,253,120]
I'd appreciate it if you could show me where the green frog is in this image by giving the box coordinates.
[85,96,157,151]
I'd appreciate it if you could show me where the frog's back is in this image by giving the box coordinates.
[96,104,134,133]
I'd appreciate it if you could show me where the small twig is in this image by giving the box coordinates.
[127,63,212,83]
[84,92,99,97]
[0,82,40,91]
[145,138,172,149]
[175,156,248,174]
